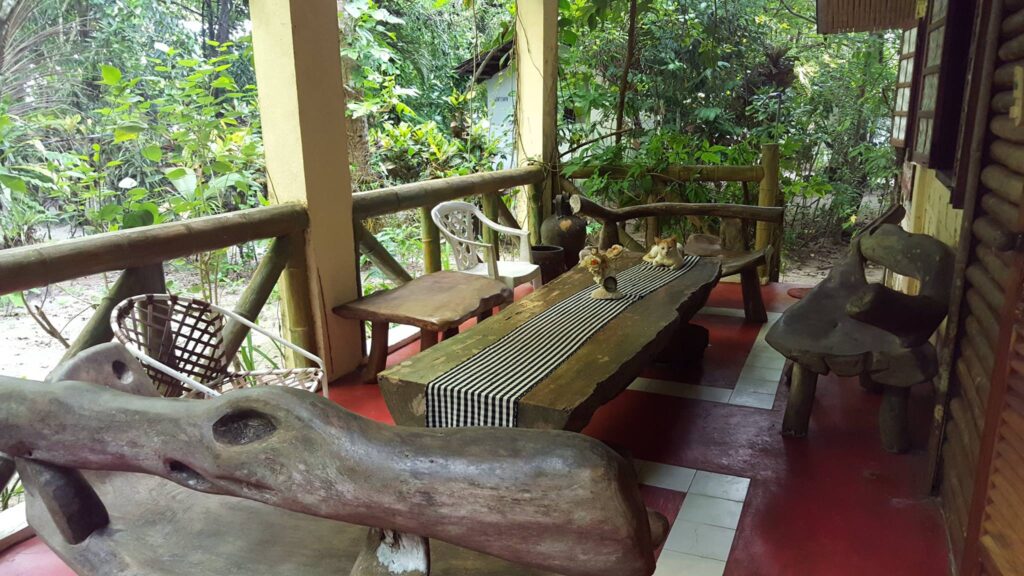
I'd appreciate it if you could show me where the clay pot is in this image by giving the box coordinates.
[541,195,588,269]
[530,245,567,284]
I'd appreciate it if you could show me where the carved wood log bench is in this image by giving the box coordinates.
[0,343,669,576]
[333,271,512,383]
[766,224,954,453]
[568,193,783,323]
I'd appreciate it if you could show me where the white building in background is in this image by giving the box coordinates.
[455,41,517,169]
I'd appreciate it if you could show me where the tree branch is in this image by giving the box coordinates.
[778,0,816,26]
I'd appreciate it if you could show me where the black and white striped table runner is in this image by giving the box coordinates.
[426,255,702,428]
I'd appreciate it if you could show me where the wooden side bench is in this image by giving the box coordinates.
[684,235,770,323]
[333,271,512,382]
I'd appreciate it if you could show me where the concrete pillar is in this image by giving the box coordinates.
[515,0,559,243]
[250,0,361,384]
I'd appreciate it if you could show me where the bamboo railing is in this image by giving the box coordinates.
[351,166,546,282]
[0,204,315,372]
[563,143,783,281]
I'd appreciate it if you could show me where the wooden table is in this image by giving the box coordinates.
[333,271,512,383]
[379,253,721,430]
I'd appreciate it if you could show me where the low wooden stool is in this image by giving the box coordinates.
[334,271,512,383]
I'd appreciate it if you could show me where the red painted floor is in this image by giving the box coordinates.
[0,282,950,576]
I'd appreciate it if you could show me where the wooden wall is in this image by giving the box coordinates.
[816,0,919,34]
[940,2,1024,573]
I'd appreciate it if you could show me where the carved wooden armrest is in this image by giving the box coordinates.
[0,343,665,576]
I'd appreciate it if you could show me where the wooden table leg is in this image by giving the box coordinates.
[879,385,911,453]
[477,307,493,323]
[740,267,768,323]
[782,364,817,437]
[420,331,439,350]
[361,321,390,384]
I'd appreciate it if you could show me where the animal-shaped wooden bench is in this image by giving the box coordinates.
[568,193,784,323]
[0,343,667,575]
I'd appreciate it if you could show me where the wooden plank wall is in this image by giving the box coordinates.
[816,0,919,33]
[944,2,1024,574]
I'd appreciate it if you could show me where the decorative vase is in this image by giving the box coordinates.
[530,245,567,284]
[541,195,588,269]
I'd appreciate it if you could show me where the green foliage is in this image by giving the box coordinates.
[0,476,21,511]
[559,0,898,241]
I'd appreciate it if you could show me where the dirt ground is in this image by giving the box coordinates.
[0,238,877,381]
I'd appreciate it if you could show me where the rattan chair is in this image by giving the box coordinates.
[111,294,324,398]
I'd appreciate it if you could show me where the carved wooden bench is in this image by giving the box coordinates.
[766,223,954,453]
[568,193,783,323]
[333,271,512,383]
[0,343,668,576]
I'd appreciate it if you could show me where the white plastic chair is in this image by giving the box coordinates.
[431,201,541,290]
[111,294,325,398]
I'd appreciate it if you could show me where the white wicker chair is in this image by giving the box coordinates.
[111,294,325,398]
[431,201,541,290]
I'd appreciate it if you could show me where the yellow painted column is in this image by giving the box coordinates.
[250,0,361,383]
[515,0,559,243]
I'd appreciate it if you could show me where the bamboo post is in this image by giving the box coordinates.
[481,194,502,262]
[421,206,442,273]
[495,194,521,229]
[645,180,665,248]
[278,231,320,386]
[222,236,294,362]
[755,144,781,282]
[355,222,414,285]
[528,181,545,245]
[60,264,166,364]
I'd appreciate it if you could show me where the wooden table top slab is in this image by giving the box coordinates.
[379,253,722,430]
[333,271,512,331]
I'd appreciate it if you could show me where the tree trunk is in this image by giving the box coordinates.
[614,0,639,145]
[338,0,374,191]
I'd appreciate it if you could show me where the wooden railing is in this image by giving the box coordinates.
[351,166,546,285]
[563,144,783,281]
[0,204,314,369]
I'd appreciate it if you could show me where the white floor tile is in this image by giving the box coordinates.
[728,390,776,409]
[630,378,733,404]
[0,503,33,552]
[738,364,783,382]
[700,307,747,319]
[734,377,780,395]
[663,519,736,561]
[655,550,727,576]
[635,460,696,492]
[678,494,744,529]
[689,471,751,502]
[744,351,787,370]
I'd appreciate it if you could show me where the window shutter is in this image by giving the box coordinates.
[892,25,921,148]
[941,3,1024,574]
[912,0,975,171]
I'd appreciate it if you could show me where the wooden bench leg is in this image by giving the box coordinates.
[420,331,439,350]
[782,364,817,437]
[442,327,459,340]
[740,267,768,323]
[879,385,911,453]
[361,321,389,384]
